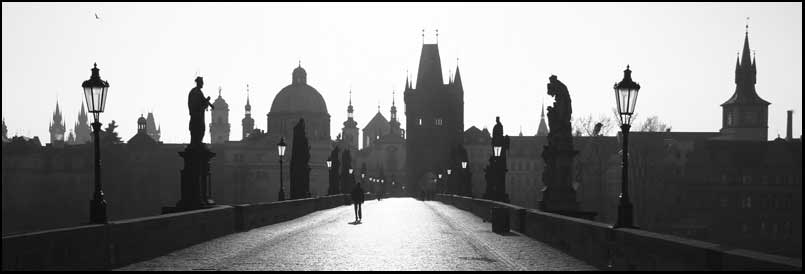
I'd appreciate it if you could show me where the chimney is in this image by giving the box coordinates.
[786,110,793,141]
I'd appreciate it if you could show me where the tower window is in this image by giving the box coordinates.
[435,118,443,126]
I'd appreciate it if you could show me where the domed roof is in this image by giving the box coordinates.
[212,88,229,109]
[213,95,228,109]
[269,65,328,114]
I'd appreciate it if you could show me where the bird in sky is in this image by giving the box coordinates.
[94,13,100,20]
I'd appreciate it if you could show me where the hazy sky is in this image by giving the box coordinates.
[2,2,802,144]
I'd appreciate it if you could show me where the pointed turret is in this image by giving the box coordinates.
[341,88,359,151]
[536,101,549,136]
[242,84,254,140]
[416,43,444,89]
[453,62,463,92]
[741,26,752,68]
[49,100,66,145]
[720,23,770,141]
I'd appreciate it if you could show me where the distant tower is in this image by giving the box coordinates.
[389,90,404,138]
[137,114,147,134]
[341,89,359,151]
[2,117,8,142]
[49,101,66,146]
[405,32,464,194]
[210,86,231,144]
[720,24,770,141]
[536,101,549,136]
[145,112,161,142]
[74,103,92,144]
[242,84,255,140]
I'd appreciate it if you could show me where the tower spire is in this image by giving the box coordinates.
[246,84,250,106]
[436,29,439,44]
[421,29,425,44]
[741,22,752,67]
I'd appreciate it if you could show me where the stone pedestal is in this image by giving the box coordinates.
[539,146,597,221]
[163,143,216,214]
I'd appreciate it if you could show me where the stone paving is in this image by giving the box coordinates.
[117,198,598,271]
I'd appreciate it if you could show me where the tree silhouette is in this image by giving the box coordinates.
[98,120,122,145]
[289,118,311,199]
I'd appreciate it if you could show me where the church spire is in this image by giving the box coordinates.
[536,99,549,136]
[347,88,354,118]
[741,23,752,68]
[390,89,398,122]
[245,84,251,115]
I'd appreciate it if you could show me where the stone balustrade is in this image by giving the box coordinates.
[434,194,802,271]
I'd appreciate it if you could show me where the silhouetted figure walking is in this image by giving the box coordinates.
[351,182,365,222]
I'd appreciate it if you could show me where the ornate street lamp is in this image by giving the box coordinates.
[613,65,640,229]
[493,144,502,157]
[326,159,332,169]
[461,160,469,196]
[82,63,109,224]
[277,137,287,201]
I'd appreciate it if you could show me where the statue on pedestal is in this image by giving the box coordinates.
[539,75,596,220]
[163,76,217,214]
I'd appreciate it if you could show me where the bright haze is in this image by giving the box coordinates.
[2,3,801,144]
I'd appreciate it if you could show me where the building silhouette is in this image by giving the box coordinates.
[242,85,254,140]
[353,91,407,195]
[719,26,770,141]
[145,112,161,142]
[2,117,7,143]
[128,114,159,147]
[362,105,390,149]
[74,103,92,144]
[536,103,549,137]
[340,89,359,152]
[404,35,464,194]
[267,64,331,197]
[210,87,231,144]
[48,101,66,147]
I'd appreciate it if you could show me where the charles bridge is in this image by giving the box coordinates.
[2,194,800,271]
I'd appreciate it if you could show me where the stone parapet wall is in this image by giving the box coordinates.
[434,194,801,271]
[3,195,350,270]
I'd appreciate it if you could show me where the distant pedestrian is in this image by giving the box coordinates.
[351,182,365,222]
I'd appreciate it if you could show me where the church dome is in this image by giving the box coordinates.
[213,94,229,109]
[269,65,328,114]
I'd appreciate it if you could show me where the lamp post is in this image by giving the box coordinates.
[82,63,110,224]
[277,137,287,201]
[446,169,452,194]
[326,158,333,195]
[349,168,354,191]
[438,173,443,194]
[613,65,640,229]
[492,139,503,201]
[461,160,468,196]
